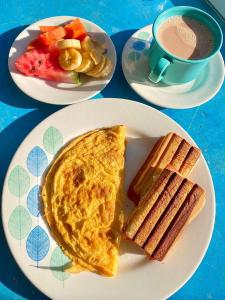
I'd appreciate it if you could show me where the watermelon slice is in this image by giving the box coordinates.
[15,49,78,83]
[27,38,46,51]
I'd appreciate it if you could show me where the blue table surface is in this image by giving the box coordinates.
[0,0,224,299]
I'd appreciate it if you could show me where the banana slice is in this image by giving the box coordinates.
[81,36,94,51]
[92,57,113,78]
[75,53,94,73]
[86,55,106,76]
[58,48,82,70]
[90,48,102,65]
[57,39,81,50]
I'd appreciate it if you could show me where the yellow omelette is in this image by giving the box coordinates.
[41,125,126,276]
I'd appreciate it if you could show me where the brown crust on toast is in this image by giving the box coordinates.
[167,140,191,172]
[124,169,205,261]
[151,185,205,261]
[134,173,183,247]
[144,179,194,255]
[128,133,201,205]
[127,137,165,204]
[179,147,201,177]
[124,169,173,240]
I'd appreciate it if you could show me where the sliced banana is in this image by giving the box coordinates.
[81,36,94,51]
[57,39,81,50]
[58,48,82,70]
[89,48,102,65]
[75,54,94,73]
[86,55,106,76]
[92,57,113,78]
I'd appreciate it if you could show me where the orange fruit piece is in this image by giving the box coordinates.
[38,26,66,46]
[39,25,60,32]
[64,18,87,40]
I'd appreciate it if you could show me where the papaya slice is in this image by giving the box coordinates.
[64,18,87,40]
[39,26,60,32]
[38,27,66,46]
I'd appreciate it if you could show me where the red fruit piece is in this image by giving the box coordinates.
[38,26,66,46]
[64,18,87,40]
[27,38,45,51]
[15,49,76,83]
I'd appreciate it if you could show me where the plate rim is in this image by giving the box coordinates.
[1,98,215,299]
[121,24,224,109]
[8,16,117,105]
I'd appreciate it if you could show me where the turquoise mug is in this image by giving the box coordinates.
[148,6,223,84]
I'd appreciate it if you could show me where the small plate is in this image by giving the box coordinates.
[8,16,116,105]
[122,25,224,109]
[2,99,215,300]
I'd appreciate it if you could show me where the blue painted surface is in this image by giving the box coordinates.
[0,0,224,299]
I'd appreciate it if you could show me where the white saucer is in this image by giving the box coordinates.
[122,25,224,109]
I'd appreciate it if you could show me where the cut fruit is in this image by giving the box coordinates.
[92,57,112,78]
[73,72,81,85]
[15,49,78,83]
[57,39,81,50]
[81,36,94,51]
[39,26,59,32]
[74,53,94,73]
[38,27,66,46]
[58,48,82,70]
[64,18,87,40]
[90,48,102,65]
[86,55,106,76]
[27,38,45,51]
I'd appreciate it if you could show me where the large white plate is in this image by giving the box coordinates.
[2,99,215,300]
[8,16,116,105]
[122,25,224,109]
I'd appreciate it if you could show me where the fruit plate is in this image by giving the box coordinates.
[8,16,116,105]
[2,99,215,300]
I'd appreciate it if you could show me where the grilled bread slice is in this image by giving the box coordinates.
[128,133,201,204]
[124,169,205,261]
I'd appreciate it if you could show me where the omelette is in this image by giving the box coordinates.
[41,125,126,276]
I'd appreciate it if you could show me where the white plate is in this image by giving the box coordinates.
[8,16,116,105]
[122,25,224,109]
[2,99,215,300]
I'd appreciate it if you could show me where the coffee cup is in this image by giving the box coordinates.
[148,6,223,84]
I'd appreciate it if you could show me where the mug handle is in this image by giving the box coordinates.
[148,57,170,83]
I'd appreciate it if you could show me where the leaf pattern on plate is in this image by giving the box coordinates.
[26,225,50,262]
[27,185,41,217]
[132,40,146,51]
[137,31,149,41]
[128,51,141,62]
[8,205,32,240]
[8,165,30,197]
[26,146,48,177]
[50,246,70,281]
[43,126,63,155]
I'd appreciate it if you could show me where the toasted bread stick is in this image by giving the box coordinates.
[128,133,201,204]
